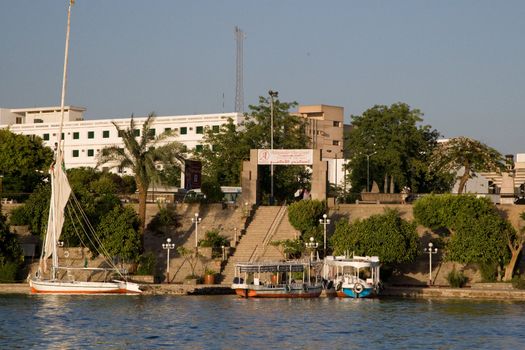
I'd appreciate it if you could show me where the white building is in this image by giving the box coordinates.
[0,106,243,174]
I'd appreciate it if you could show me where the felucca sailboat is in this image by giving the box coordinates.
[29,0,140,294]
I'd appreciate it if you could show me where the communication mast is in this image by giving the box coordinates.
[234,26,245,113]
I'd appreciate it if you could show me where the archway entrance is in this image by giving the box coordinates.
[240,149,328,205]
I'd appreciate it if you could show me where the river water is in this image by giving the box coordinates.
[1,294,524,349]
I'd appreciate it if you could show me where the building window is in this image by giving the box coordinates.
[87,131,94,139]
[72,150,79,158]
[73,132,79,140]
[87,149,94,157]
[148,128,156,138]
[118,130,124,137]
[333,121,341,127]
[16,117,22,124]
[103,130,110,138]
[134,129,140,137]
[212,125,220,133]
[180,127,187,135]
[43,133,49,141]
[332,140,340,146]
[195,145,203,152]
[164,127,171,133]
[196,126,204,134]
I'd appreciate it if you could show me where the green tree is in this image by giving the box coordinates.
[429,137,505,194]
[0,208,23,282]
[345,103,446,193]
[287,200,326,234]
[197,96,310,201]
[9,167,125,254]
[97,113,185,243]
[200,180,223,203]
[0,129,53,196]
[198,119,249,186]
[96,206,141,262]
[413,194,510,278]
[330,209,419,266]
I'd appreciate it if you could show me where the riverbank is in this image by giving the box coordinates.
[3,283,525,300]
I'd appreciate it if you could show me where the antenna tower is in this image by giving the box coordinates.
[234,26,245,113]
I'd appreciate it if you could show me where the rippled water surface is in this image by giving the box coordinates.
[1,294,525,349]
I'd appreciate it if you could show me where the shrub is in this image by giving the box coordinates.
[511,276,525,290]
[479,262,498,282]
[136,252,156,275]
[8,207,28,226]
[0,262,19,283]
[270,239,304,259]
[287,200,326,234]
[330,209,419,265]
[447,267,468,288]
[199,229,229,258]
[147,203,180,231]
[201,180,223,203]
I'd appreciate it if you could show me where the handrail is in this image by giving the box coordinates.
[256,205,287,261]
[248,244,259,263]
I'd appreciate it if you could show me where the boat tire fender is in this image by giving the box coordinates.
[284,284,291,293]
[336,281,342,291]
[354,283,364,294]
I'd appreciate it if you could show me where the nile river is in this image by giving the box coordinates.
[1,295,524,349]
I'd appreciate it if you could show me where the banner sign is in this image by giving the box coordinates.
[257,149,314,165]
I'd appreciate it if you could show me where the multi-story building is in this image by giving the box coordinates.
[296,104,345,158]
[296,104,348,187]
[0,106,243,175]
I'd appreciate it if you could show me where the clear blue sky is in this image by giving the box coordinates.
[1,1,524,154]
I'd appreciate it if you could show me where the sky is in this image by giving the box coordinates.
[1,1,524,154]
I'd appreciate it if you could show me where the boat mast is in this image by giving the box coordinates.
[52,0,74,279]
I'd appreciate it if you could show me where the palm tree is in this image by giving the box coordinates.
[430,137,505,194]
[97,113,185,247]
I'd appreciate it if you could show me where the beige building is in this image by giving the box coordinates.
[295,105,349,187]
[296,105,345,159]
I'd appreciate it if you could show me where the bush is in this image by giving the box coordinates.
[8,206,28,226]
[447,267,468,288]
[512,276,525,290]
[479,262,498,282]
[199,229,229,258]
[330,209,419,265]
[288,200,326,234]
[201,181,223,203]
[136,252,156,275]
[147,204,180,231]
[0,262,19,283]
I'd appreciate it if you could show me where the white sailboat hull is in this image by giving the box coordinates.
[29,278,141,294]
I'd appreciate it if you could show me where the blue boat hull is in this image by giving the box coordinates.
[340,287,374,298]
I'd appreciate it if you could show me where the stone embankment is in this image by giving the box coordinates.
[4,282,525,299]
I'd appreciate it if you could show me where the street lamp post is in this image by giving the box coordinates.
[305,237,319,262]
[365,151,377,192]
[192,213,202,253]
[268,90,278,205]
[424,242,438,285]
[319,214,331,257]
[162,238,175,284]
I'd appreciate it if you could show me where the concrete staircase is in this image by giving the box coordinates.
[220,205,299,284]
